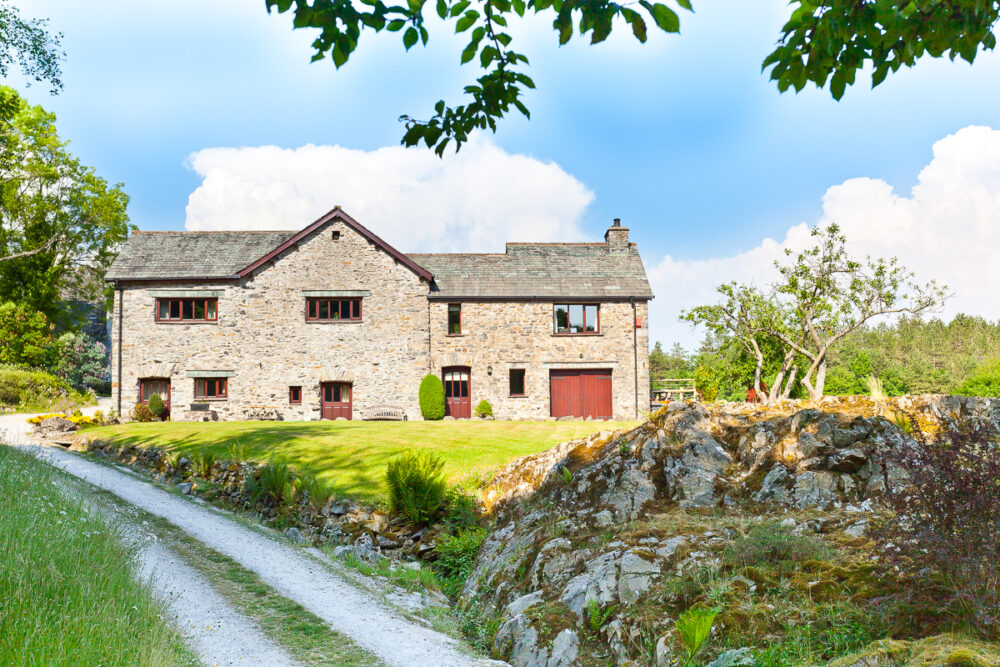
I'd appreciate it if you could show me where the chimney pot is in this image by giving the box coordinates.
[613,217,621,227]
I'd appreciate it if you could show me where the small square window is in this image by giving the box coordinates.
[509,369,525,396]
[289,386,302,404]
[331,230,341,240]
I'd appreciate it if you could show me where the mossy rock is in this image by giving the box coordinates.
[806,578,843,602]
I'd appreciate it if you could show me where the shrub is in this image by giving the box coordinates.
[722,522,832,570]
[50,332,110,392]
[227,441,248,463]
[130,402,155,423]
[146,393,165,419]
[0,302,53,368]
[441,486,479,533]
[0,366,90,412]
[385,451,447,527]
[250,461,297,506]
[433,526,486,598]
[877,422,1000,637]
[474,399,492,417]
[956,359,1000,397]
[301,473,336,509]
[418,374,445,420]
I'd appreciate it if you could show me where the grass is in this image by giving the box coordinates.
[139,511,383,667]
[86,419,635,501]
[0,446,196,667]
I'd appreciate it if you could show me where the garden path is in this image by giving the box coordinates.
[25,444,505,667]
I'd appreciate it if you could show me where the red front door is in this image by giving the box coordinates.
[443,367,471,418]
[550,369,612,419]
[321,382,352,420]
[140,378,171,418]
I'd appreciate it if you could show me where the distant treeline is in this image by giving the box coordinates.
[652,314,1000,401]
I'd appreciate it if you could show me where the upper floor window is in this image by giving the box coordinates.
[554,304,599,334]
[194,377,228,399]
[156,298,217,322]
[306,297,362,321]
[448,304,461,334]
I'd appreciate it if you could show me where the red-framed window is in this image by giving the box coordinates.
[306,297,362,321]
[156,298,218,322]
[509,369,525,397]
[140,378,170,404]
[553,304,599,334]
[289,386,302,404]
[447,303,461,334]
[194,378,228,399]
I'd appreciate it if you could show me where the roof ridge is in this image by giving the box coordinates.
[133,230,294,235]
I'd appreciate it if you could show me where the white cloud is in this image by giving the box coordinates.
[649,125,1000,350]
[184,134,593,252]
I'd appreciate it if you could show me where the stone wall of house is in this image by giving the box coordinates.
[110,220,431,421]
[429,300,649,420]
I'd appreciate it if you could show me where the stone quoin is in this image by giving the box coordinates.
[105,207,653,421]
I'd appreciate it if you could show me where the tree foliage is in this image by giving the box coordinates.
[0,87,131,326]
[50,331,109,392]
[267,0,1000,154]
[0,1,64,93]
[0,300,51,368]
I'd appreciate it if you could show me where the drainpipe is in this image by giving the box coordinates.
[116,282,124,416]
[631,297,638,418]
[427,299,432,373]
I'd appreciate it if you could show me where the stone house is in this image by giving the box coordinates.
[105,207,653,421]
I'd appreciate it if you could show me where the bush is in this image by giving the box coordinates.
[433,526,486,599]
[722,522,832,570]
[877,422,1000,637]
[418,374,446,420]
[0,366,91,412]
[130,402,155,423]
[50,332,110,392]
[146,393,165,419]
[192,451,216,478]
[249,461,297,507]
[955,359,1000,397]
[441,486,479,533]
[385,451,446,527]
[474,399,492,417]
[0,302,53,368]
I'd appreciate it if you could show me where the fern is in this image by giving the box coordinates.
[585,599,615,633]
[560,467,573,485]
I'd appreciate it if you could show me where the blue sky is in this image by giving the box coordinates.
[12,0,1000,347]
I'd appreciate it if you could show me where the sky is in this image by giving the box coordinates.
[11,0,1000,349]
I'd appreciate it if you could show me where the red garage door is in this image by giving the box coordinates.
[550,369,612,419]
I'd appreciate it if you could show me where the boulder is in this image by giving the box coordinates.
[793,471,840,509]
[617,550,661,604]
[36,416,77,434]
[546,629,579,667]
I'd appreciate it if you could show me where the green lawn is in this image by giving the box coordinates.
[86,420,636,501]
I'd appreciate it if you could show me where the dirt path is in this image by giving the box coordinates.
[139,538,299,666]
[28,444,505,667]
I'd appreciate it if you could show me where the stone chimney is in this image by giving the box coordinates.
[604,218,630,252]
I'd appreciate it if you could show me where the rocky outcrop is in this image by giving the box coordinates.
[464,395,1000,667]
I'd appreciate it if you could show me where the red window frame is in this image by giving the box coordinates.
[305,297,362,321]
[140,378,170,404]
[447,303,462,334]
[509,369,526,397]
[553,303,600,335]
[194,378,228,399]
[289,386,302,404]
[155,298,218,322]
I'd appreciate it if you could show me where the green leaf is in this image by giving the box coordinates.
[387,18,407,31]
[455,9,479,32]
[403,26,419,50]
[461,40,479,64]
[436,0,447,19]
[675,0,693,9]
[644,2,680,33]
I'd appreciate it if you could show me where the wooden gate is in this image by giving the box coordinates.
[321,382,352,420]
[550,369,612,419]
[442,367,471,418]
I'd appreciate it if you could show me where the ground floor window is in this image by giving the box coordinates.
[194,378,228,399]
[140,378,170,404]
[509,369,525,396]
[289,386,302,404]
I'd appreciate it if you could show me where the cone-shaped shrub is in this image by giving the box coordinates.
[419,374,445,420]
[147,393,165,419]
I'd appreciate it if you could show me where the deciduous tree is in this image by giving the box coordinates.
[0,1,63,93]
[268,0,1000,154]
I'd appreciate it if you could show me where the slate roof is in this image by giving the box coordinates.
[105,230,295,281]
[409,243,653,300]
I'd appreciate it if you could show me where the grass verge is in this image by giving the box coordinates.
[84,419,635,501]
[0,446,195,667]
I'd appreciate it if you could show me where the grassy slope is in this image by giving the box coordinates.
[86,420,635,501]
[0,446,195,667]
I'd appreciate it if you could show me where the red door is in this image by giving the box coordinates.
[443,367,471,418]
[321,382,352,420]
[550,369,612,419]
[140,378,171,418]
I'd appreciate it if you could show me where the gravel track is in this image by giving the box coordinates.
[139,539,299,666]
[28,445,503,667]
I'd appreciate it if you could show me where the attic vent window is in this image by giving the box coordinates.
[331,230,341,240]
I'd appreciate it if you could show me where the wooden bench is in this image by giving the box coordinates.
[363,406,407,421]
